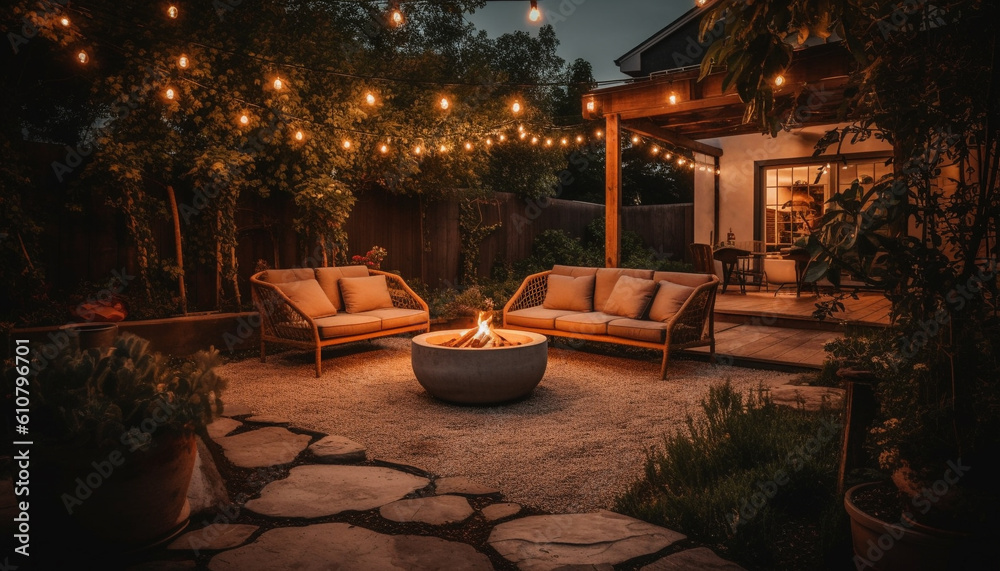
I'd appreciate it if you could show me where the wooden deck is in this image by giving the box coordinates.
[684,290,891,370]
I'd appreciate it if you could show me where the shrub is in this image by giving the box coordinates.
[616,381,841,566]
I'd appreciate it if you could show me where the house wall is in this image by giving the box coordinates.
[694,124,893,246]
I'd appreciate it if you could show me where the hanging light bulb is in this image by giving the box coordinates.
[665,152,672,160]
[518,124,525,133]
[342,139,352,150]
[774,74,785,87]
[689,162,696,169]
[486,138,493,146]
[273,77,283,90]
[699,165,707,171]
[545,138,553,146]
[652,146,660,154]
[595,129,603,138]
[499,134,506,142]
[528,0,541,22]
[576,135,584,143]
[668,93,678,105]
[294,130,304,141]
[239,114,249,125]
[520,132,528,140]
[439,144,448,153]
[531,137,539,145]
[631,135,640,144]
[561,138,568,146]
[439,97,450,110]
[76,50,88,64]
[178,55,189,69]
[60,17,70,26]
[380,143,389,154]
[168,5,178,19]
[678,158,685,165]
[464,142,473,151]
[512,101,522,114]
[365,92,376,105]
[715,168,722,175]
[389,1,404,26]
[414,145,422,155]
[586,100,595,112]
[165,87,176,100]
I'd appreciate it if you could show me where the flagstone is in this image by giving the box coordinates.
[214,427,311,468]
[380,495,474,525]
[435,476,499,496]
[481,502,521,522]
[308,434,366,463]
[208,522,493,571]
[245,464,429,518]
[488,510,685,571]
[206,417,241,440]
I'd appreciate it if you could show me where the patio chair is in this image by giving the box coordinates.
[689,243,714,274]
[764,257,805,296]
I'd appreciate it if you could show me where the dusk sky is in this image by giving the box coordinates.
[467,0,694,81]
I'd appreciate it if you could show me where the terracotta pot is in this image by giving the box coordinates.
[59,322,119,350]
[844,482,970,571]
[34,431,197,553]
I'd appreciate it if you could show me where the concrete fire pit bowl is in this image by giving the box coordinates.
[410,329,548,405]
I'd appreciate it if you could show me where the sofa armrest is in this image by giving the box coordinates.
[250,271,319,343]
[370,269,429,314]
[663,275,719,346]
[503,271,551,317]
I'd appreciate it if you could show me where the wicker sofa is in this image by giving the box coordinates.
[503,265,719,379]
[250,266,429,376]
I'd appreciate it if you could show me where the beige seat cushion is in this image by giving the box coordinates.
[360,308,427,330]
[314,314,382,339]
[602,275,656,319]
[506,307,578,329]
[607,318,667,344]
[543,274,595,311]
[652,271,714,288]
[554,312,617,335]
[648,280,696,322]
[265,268,317,284]
[316,266,370,310]
[551,265,599,277]
[594,268,655,312]
[274,279,338,318]
[339,275,395,313]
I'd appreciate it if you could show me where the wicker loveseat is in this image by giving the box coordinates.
[503,265,719,379]
[250,266,429,376]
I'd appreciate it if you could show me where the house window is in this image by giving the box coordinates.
[758,155,893,251]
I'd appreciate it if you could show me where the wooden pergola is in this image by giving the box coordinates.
[583,43,854,267]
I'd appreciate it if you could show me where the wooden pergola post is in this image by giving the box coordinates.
[605,113,622,268]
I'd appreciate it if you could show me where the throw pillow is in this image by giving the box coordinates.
[648,280,696,322]
[543,274,596,311]
[339,275,395,313]
[275,279,338,318]
[602,275,656,318]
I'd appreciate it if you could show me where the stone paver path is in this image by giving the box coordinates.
[134,402,747,570]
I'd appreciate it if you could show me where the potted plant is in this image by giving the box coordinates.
[697,1,998,568]
[6,332,226,559]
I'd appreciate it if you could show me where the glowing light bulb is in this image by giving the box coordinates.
[414,145,422,155]
[60,17,70,26]
[273,78,283,90]
[678,158,685,165]
[294,130,304,141]
[561,138,568,146]
[380,144,388,154]
[365,92,376,105]
[518,125,525,133]
[391,9,403,26]
[699,166,706,171]
[531,137,539,145]
[652,146,660,154]
[774,74,785,87]
[178,55,189,69]
[486,138,493,146]
[439,97,450,110]
[519,132,527,140]
[464,142,473,151]
[528,0,541,22]
[595,130,603,138]
[165,88,176,100]
[668,93,678,105]
[512,101,522,113]
[631,135,640,144]
[439,144,448,153]
[576,135,584,143]
[545,138,553,146]
[665,153,672,160]
[689,162,696,169]
[168,5,178,19]
[77,50,88,64]
[342,140,352,149]
[239,114,249,125]
[715,168,722,174]
[698,0,707,6]
[499,134,506,142]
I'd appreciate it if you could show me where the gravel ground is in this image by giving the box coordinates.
[219,337,800,514]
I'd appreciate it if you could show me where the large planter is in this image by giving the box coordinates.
[59,322,119,350]
[34,431,197,555]
[844,482,971,571]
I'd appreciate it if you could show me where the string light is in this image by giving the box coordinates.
[519,132,527,140]
[486,138,493,146]
[774,74,785,87]
[576,135,584,143]
[499,134,506,142]
[365,92,376,105]
[665,152,672,160]
[595,130,603,138]
[652,145,660,154]
[528,0,541,22]
[239,114,249,125]
[439,144,448,153]
[76,50,88,64]
[342,139,352,149]
[561,138,568,146]
[464,142,473,151]
[518,124,525,133]
[512,101,522,114]
[631,135,640,144]
[165,87,176,100]
[389,2,404,26]
[380,143,389,154]
[60,17,70,26]
[586,101,595,112]
[167,5,178,19]
[715,168,722,174]
[545,138,553,146]
[668,93,678,105]
[294,130,304,141]
[273,77,283,90]
[414,145,422,155]
[439,97,450,110]
[678,158,685,165]
[178,55,189,69]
